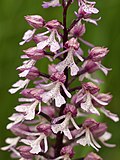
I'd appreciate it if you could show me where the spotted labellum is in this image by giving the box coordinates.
[1,0,119,160]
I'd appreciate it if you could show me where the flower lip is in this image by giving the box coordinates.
[19,29,36,45]
[18,66,40,80]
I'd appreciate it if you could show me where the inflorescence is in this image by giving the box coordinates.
[1,0,119,160]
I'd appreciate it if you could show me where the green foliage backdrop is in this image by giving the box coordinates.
[0,0,120,159]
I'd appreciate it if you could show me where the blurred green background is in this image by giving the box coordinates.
[0,0,120,159]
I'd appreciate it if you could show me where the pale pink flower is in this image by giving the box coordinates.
[37,20,62,52]
[77,127,101,151]
[40,81,71,107]
[51,112,79,140]
[21,133,48,154]
[42,0,61,8]
[76,82,108,115]
[56,38,84,76]
[15,100,41,120]
[75,0,100,25]
[76,118,115,151]
[37,30,60,52]
[56,49,80,76]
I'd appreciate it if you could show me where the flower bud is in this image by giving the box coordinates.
[82,82,100,94]
[45,20,62,30]
[93,93,112,107]
[91,123,107,138]
[84,152,103,160]
[89,47,109,62]
[26,67,40,80]
[50,72,66,83]
[33,34,48,44]
[60,146,74,158]
[37,124,52,136]
[17,146,34,159]
[42,106,55,118]
[63,104,77,117]
[21,88,35,98]
[65,38,80,50]
[23,47,45,60]
[21,88,44,100]
[84,60,99,73]
[17,66,40,80]
[10,124,30,137]
[70,22,86,37]
[25,15,45,29]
